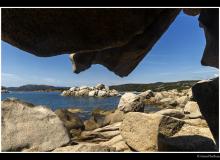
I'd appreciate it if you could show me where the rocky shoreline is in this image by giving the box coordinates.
[1,83,217,152]
[1,89,9,93]
[61,84,120,97]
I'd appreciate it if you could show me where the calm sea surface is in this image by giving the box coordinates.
[1,91,161,119]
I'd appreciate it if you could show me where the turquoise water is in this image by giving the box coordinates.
[1,91,120,119]
[1,91,161,119]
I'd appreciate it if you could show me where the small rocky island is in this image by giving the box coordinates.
[61,84,120,97]
[1,89,9,93]
[1,80,217,152]
[1,86,9,93]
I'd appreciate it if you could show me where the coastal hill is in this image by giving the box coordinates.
[2,80,198,92]
[109,80,199,92]
[4,85,69,92]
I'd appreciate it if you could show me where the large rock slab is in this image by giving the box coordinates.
[184,101,202,119]
[158,124,217,151]
[97,90,107,97]
[69,87,78,91]
[95,84,105,90]
[53,143,116,152]
[100,135,131,152]
[139,90,154,99]
[184,118,208,128]
[118,93,144,113]
[176,96,189,106]
[88,90,97,97]
[103,109,125,125]
[120,112,216,152]
[159,98,178,107]
[1,98,70,152]
[2,9,180,77]
[198,9,219,68]
[79,122,121,143]
[54,109,84,132]
[78,89,90,96]
[84,118,100,131]
[192,78,219,146]
[155,109,185,119]
[120,112,184,151]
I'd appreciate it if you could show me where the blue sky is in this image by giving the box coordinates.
[1,11,219,87]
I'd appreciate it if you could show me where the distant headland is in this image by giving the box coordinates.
[2,80,199,93]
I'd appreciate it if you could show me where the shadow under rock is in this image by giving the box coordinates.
[158,134,217,152]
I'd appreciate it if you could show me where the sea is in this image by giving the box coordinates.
[1,91,161,120]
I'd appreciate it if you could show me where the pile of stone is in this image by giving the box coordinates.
[143,88,193,109]
[1,83,217,152]
[61,84,119,97]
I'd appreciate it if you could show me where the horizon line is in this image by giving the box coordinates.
[2,79,203,88]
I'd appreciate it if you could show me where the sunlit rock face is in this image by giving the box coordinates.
[1,98,70,152]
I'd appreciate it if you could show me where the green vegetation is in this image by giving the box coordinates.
[109,80,199,92]
[4,85,69,92]
[4,80,198,92]
[1,86,7,90]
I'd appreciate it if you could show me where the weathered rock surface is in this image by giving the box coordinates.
[120,111,216,152]
[95,84,105,90]
[184,101,202,119]
[118,92,144,113]
[1,8,219,153]
[199,9,219,68]
[2,8,181,77]
[183,8,201,16]
[3,9,217,76]
[155,109,185,119]
[1,98,70,152]
[139,90,154,99]
[143,89,196,110]
[67,107,83,114]
[159,98,178,107]
[88,90,97,97]
[61,84,119,97]
[84,118,100,131]
[176,96,189,107]
[91,108,114,127]
[154,92,164,102]
[54,109,85,132]
[69,87,78,91]
[99,135,131,152]
[53,143,116,152]
[192,78,219,146]
[158,124,216,151]
[184,118,208,128]
[103,110,125,125]
[97,90,107,97]
[120,112,184,151]
[78,89,90,96]
[78,122,121,143]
